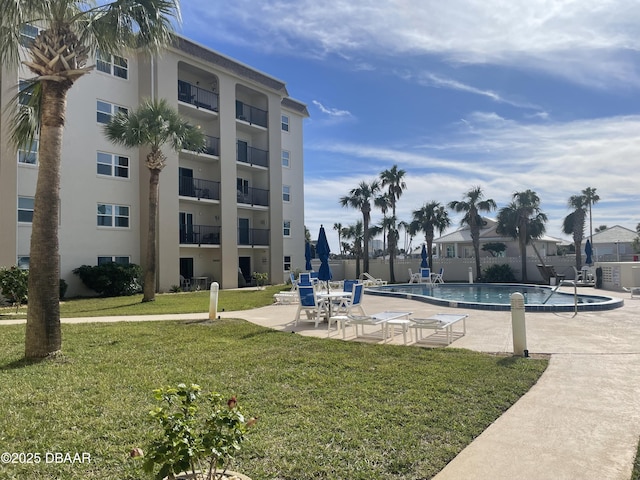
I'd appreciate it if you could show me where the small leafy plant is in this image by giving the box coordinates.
[251,272,269,289]
[0,266,29,311]
[142,383,256,480]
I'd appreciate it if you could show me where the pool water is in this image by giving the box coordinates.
[366,283,623,312]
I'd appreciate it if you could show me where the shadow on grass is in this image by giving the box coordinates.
[0,352,70,371]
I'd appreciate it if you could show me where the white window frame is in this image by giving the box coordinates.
[283,220,291,237]
[18,139,38,165]
[96,50,128,79]
[18,196,35,223]
[282,185,291,203]
[97,151,129,178]
[97,203,130,228]
[97,100,128,124]
[97,256,130,265]
[281,150,290,168]
[283,255,292,271]
[281,114,289,132]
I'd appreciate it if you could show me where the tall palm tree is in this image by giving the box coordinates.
[380,165,407,283]
[398,220,411,253]
[342,221,364,278]
[562,194,588,271]
[104,98,204,302]
[1,0,179,358]
[582,187,600,244]
[448,186,497,280]
[496,190,548,283]
[332,223,343,256]
[410,201,451,269]
[340,180,380,273]
[374,192,392,254]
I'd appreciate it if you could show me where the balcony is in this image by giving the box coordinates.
[184,134,219,157]
[238,228,269,246]
[179,224,221,245]
[179,176,220,201]
[235,100,267,128]
[178,80,219,113]
[237,187,269,207]
[237,142,268,167]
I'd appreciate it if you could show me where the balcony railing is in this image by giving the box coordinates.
[235,100,267,128]
[237,143,268,167]
[237,187,269,207]
[184,134,219,157]
[179,224,221,245]
[238,228,270,246]
[178,80,219,113]
[179,176,220,201]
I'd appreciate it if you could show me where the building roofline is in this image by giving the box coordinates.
[171,35,289,96]
[281,97,310,117]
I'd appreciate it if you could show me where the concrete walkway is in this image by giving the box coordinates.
[4,286,640,479]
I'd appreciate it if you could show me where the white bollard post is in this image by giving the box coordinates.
[209,282,219,320]
[510,292,528,356]
[468,267,473,284]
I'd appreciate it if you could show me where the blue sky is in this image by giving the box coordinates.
[180,1,640,252]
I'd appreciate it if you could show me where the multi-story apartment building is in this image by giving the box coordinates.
[0,34,308,296]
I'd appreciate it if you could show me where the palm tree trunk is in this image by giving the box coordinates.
[143,168,160,302]
[471,227,482,280]
[25,83,67,358]
[388,230,395,283]
[363,212,370,273]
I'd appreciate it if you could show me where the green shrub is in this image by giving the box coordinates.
[59,278,68,300]
[0,266,29,310]
[483,264,517,283]
[73,262,142,297]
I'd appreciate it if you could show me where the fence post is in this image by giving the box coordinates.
[209,282,219,320]
[510,292,528,357]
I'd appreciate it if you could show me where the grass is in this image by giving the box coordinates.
[0,319,548,480]
[0,284,286,319]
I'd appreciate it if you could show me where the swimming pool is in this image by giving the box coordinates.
[365,283,623,312]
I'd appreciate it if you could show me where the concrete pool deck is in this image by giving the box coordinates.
[3,285,639,479]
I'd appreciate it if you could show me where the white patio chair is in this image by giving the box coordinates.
[419,267,433,284]
[294,285,326,327]
[408,268,420,283]
[431,268,444,284]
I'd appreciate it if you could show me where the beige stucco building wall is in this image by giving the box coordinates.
[0,35,308,295]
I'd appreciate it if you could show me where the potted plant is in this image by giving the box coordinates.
[136,383,256,480]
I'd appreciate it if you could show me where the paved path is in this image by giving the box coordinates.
[4,286,640,479]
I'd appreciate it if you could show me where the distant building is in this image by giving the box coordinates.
[0,34,309,295]
[589,225,638,261]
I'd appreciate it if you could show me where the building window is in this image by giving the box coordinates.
[284,255,292,271]
[97,152,129,178]
[98,256,130,265]
[18,139,38,165]
[283,220,291,237]
[97,100,128,124]
[281,114,289,132]
[18,196,34,223]
[97,204,129,228]
[19,24,38,48]
[281,150,290,168]
[282,185,291,202]
[96,51,128,79]
[17,256,30,269]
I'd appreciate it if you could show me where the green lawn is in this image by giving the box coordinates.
[0,285,285,319]
[0,319,547,480]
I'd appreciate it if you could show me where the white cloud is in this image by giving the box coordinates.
[312,100,353,118]
[185,0,640,87]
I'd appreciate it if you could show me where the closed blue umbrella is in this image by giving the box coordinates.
[585,239,593,265]
[305,241,312,271]
[420,244,429,269]
[317,225,332,292]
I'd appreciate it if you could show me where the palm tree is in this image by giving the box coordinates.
[374,192,392,254]
[342,221,364,278]
[340,180,380,273]
[380,165,407,283]
[562,194,588,271]
[496,190,548,283]
[104,98,204,302]
[398,220,411,254]
[333,223,343,256]
[410,201,451,269]
[1,1,179,358]
[448,186,497,280]
[582,187,600,244]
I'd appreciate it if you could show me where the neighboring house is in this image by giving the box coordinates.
[0,34,309,295]
[433,218,563,259]
[589,225,639,261]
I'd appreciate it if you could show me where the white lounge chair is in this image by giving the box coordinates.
[408,269,420,283]
[360,272,387,286]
